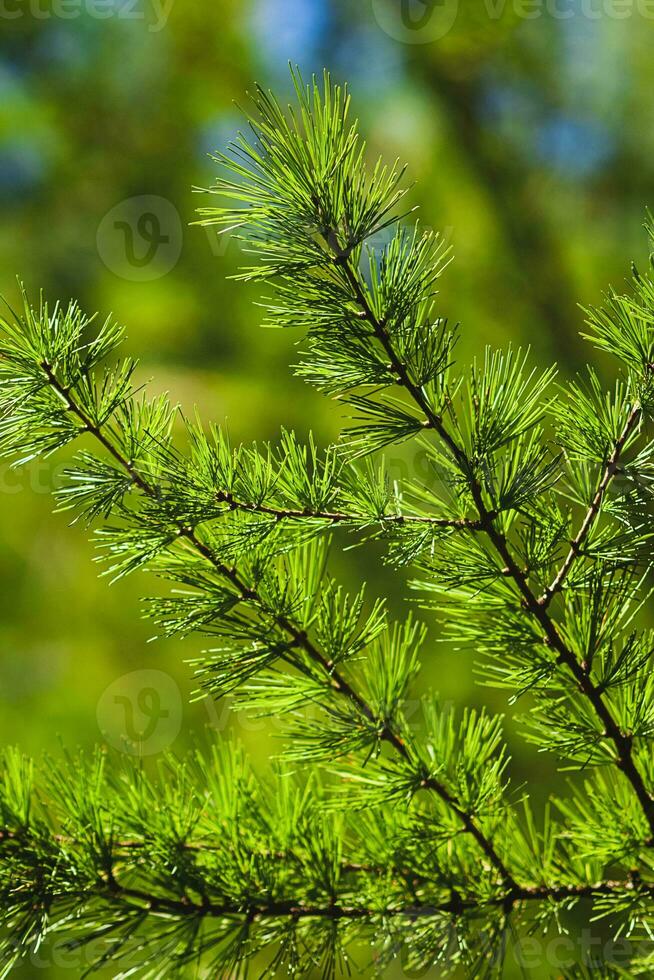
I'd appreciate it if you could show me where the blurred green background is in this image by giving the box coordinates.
[1,0,654,975]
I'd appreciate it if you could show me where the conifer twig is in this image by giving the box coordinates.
[540,402,642,607]
[2,821,650,921]
[29,878,654,920]
[37,356,518,891]
[213,489,487,530]
[329,243,654,841]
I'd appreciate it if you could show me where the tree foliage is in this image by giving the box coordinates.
[2,70,654,977]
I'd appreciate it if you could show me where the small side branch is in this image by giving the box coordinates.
[213,490,487,530]
[540,403,642,607]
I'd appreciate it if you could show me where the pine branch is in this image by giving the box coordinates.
[9,866,654,922]
[32,349,518,892]
[213,488,486,530]
[540,401,643,606]
[179,880,654,916]
[322,232,654,842]
[1,745,651,971]
[41,358,281,631]
[81,880,654,919]
[41,360,152,495]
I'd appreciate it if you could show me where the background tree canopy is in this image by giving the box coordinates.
[1,2,654,977]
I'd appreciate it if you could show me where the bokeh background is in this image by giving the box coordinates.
[1,0,654,975]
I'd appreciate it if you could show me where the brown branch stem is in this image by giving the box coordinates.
[213,489,486,530]
[13,862,653,923]
[108,877,654,918]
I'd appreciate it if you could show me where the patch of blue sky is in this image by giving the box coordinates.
[196,115,243,162]
[332,24,404,96]
[251,0,331,79]
[535,114,613,176]
[0,140,46,198]
[481,79,613,177]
